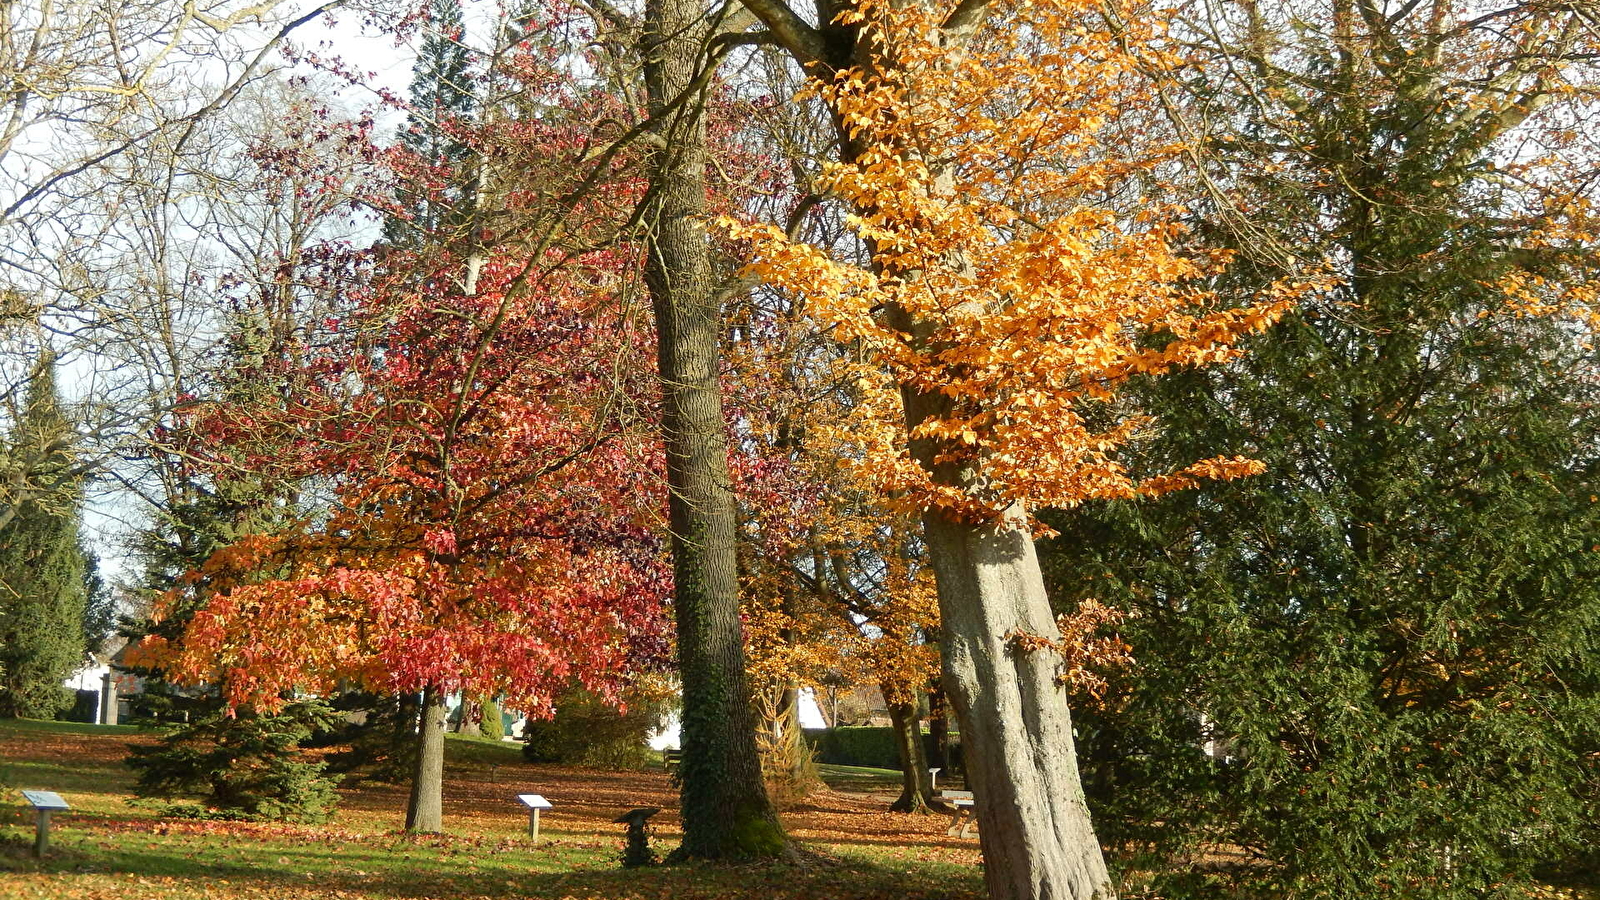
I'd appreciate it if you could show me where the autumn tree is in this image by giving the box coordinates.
[139,31,673,830]
[1042,0,1600,895]
[727,0,1293,894]
[122,318,345,821]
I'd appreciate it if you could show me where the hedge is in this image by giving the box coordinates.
[803,726,965,772]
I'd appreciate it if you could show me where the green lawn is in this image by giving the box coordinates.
[0,718,985,900]
[0,718,146,736]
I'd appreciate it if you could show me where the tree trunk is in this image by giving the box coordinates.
[885,691,942,813]
[456,697,482,736]
[406,686,447,833]
[769,682,803,777]
[922,506,1113,900]
[927,682,950,772]
[640,0,785,861]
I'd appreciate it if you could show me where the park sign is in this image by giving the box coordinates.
[516,794,553,842]
[20,790,70,857]
[21,790,69,811]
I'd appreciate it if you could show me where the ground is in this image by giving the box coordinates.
[0,720,984,900]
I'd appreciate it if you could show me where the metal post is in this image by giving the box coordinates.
[33,809,50,857]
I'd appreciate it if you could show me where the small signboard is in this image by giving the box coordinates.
[516,794,553,810]
[516,793,553,842]
[21,790,69,811]
[20,790,69,857]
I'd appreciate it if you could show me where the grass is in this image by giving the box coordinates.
[0,718,985,900]
[0,718,146,736]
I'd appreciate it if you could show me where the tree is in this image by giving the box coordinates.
[126,698,341,822]
[0,1,341,532]
[636,0,790,859]
[386,0,478,246]
[121,317,347,820]
[1041,0,1600,895]
[0,354,90,718]
[728,0,1292,894]
[138,235,670,834]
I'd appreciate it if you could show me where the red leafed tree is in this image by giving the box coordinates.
[138,243,671,830]
[137,21,672,828]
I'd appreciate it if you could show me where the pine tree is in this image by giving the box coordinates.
[1041,3,1600,896]
[0,354,89,718]
[386,0,477,245]
[123,321,340,820]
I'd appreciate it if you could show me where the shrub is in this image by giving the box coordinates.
[522,684,671,769]
[480,699,504,741]
[804,727,900,770]
[126,698,341,822]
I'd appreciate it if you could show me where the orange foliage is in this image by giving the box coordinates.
[726,0,1298,531]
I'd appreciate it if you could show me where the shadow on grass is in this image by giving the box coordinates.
[11,833,985,900]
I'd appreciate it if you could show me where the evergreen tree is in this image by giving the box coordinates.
[80,541,115,656]
[126,698,341,822]
[385,0,477,245]
[0,355,89,718]
[1042,4,1600,897]
[123,321,341,820]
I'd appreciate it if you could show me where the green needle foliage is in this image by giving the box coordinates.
[1042,2,1600,897]
[126,698,341,822]
[0,355,89,719]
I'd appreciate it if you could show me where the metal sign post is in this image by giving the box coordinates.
[516,793,553,842]
[21,791,70,858]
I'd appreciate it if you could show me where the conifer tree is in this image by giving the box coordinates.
[386,0,477,245]
[124,321,340,821]
[0,354,89,718]
[1042,2,1600,895]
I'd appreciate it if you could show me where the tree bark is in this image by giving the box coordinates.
[406,686,448,833]
[927,681,950,772]
[455,697,482,736]
[885,690,942,813]
[640,0,785,860]
[921,506,1113,900]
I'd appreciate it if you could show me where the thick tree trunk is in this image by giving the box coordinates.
[885,691,942,813]
[922,507,1113,900]
[406,686,448,833]
[640,0,785,860]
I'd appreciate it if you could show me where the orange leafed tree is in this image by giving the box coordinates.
[727,0,1294,894]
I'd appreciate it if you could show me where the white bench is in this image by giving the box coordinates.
[941,789,976,838]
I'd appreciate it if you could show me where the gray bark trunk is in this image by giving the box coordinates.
[640,0,784,860]
[406,686,447,833]
[922,506,1113,900]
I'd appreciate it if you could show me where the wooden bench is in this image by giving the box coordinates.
[663,748,682,774]
[941,790,976,838]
